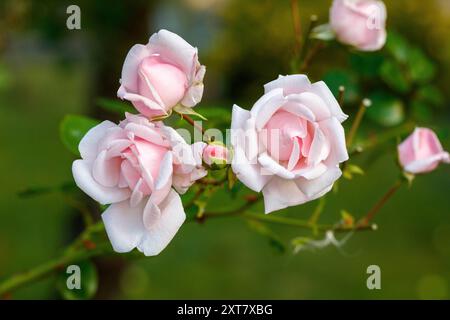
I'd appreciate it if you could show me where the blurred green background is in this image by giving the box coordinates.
[0,0,449,299]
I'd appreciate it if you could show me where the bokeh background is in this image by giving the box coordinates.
[0,0,449,299]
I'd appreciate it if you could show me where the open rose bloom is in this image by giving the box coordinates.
[117,29,206,118]
[72,113,206,256]
[398,128,450,174]
[330,0,387,51]
[231,75,348,213]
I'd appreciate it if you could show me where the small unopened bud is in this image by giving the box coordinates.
[202,141,230,170]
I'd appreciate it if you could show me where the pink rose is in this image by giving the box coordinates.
[117,29,206,118]
[230,75,348,213]
[330,0,387,51]
[398,127,449,174]
[72,113,206,256]
[202,142,230,169]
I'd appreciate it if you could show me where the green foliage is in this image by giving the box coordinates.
[196,106,232,129]
[342,164,364,180]
[366,91,405,127]
[96,97,135,115]
[323,69,359,104]
[411,101,433,122]
[57,260,98,300]
[379,59,411,94]
[173,104,208,121]
[247,220,285,253]
[340,210,355,229]
[349,53,383,78]
[227,167,237,190]
[348,31,442,127]
[18,182,76,198]
[415,85,444,109]
[382,32,436,90]
[60,115,100,156]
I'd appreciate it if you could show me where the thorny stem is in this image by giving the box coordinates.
[308,197,326,233]
[184,186,206,210]
[1,185,381,297]
[290,0,302,56]
[299,15,319,72]
[357,179,404,227]
[0,223,111,297]
[63,195,93,227]
[346,98,371,149]
[180,114,210,141]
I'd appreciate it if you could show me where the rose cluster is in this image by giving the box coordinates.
[73,30,208,256]
[72,1,448,256]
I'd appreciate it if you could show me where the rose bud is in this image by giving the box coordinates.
[202,142,230,170]
[330,0,387,51]
[117,29,206,118]
[398,127,449,174]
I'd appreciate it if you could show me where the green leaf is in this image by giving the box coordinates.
[407,48,436,84]
[57,260,98,300]
[194,200,207,219]
[343,164,365,180]
[349,53,383,78]
[247,220,285,253]
[366,92,405,127]
[340,210,355,228]
[60,115,100,156]
[379,59,411,93]
[411,101,433,122]
[385,32,410,63]
[227,167,237,190]
[415,85,444,108]
[310,24,335,41]
[173,104,208,121]
[349,164,364,175]
[385,32,436,86]
[96,98,135,115]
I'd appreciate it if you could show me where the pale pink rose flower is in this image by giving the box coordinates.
[202,142,230,168]
[330,0,387,51]
[72,113,206,256]
[117,29,206,118]
[398,127,450,174]
[230,75,348,213]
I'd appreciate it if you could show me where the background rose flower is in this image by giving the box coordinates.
[330,0,387,51]
[72,113,206,256]
[398,127,450,174]
[231,75,348,213]
[117,29,206,118]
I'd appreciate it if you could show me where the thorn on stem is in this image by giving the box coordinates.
[82,239,97,250]
[244,194,259,203]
